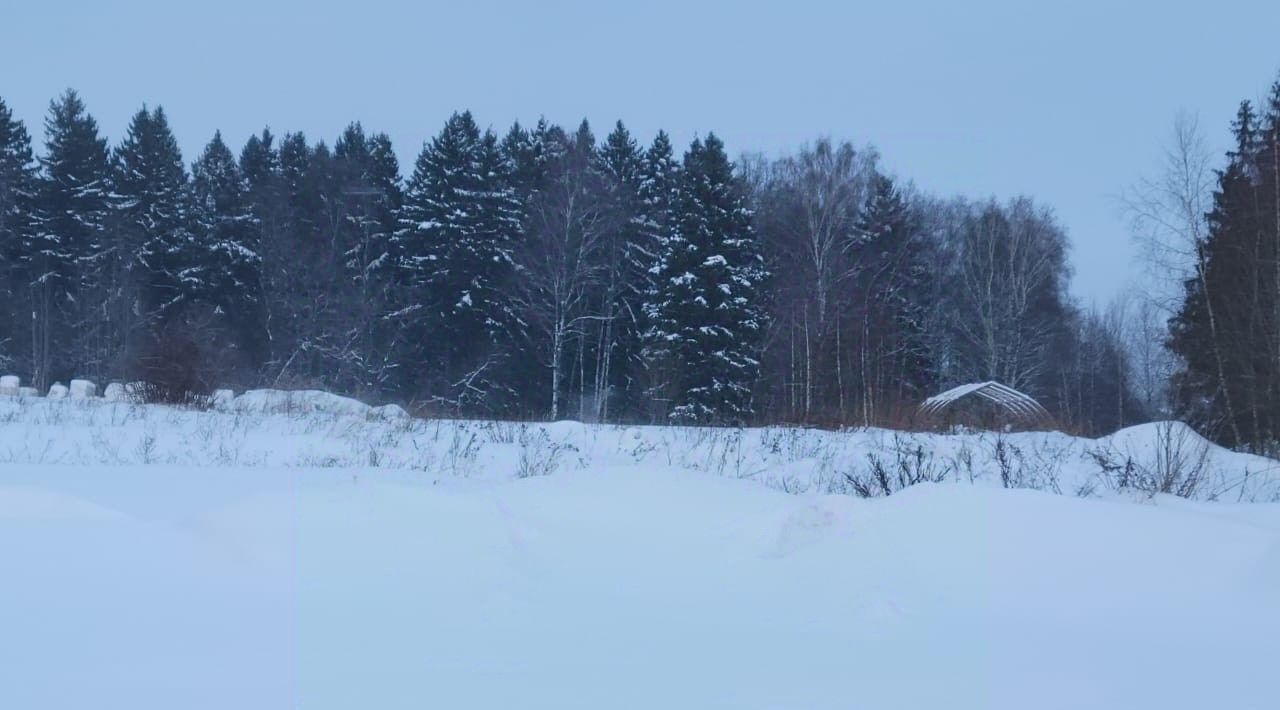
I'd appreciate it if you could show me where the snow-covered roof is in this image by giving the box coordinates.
[919,381,1050,423]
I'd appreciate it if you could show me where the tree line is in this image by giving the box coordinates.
[0,90,1140,432]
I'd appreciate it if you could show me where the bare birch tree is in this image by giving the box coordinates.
[509,128,614,420]
[1121,111,1231,431]
[949,198,1070,394]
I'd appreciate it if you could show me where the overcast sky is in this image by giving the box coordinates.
[4,0,1279,304]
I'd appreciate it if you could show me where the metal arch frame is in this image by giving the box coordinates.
[918,381,1051,423]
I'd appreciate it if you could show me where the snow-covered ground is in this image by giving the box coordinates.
[2,393,1279,708]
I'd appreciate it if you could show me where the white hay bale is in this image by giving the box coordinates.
[371,403,409,420]
[17,386,38,398]
[48,383,69,399]
[211,389,235,410]
[103,382,127,402]
[0,375,18,397]
[69,379,97,399]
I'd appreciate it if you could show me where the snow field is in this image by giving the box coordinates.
[1,395,1278,708]
[0,393,1276,501]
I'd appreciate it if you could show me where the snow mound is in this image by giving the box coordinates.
[231,389,375,417]
[371,403,409,420]
[1100,420,1213,453]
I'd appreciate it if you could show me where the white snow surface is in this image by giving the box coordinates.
[1,397,1279,709]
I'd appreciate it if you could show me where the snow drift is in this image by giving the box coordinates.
[1,396,1278,709]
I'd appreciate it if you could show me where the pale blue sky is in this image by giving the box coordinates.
[4,0,1279,303]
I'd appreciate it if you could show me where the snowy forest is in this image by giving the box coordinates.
[0,83,1274,443]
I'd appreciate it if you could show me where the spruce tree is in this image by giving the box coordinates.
[592,121,647,419]
[239,128,297,376]
[631,131,681,419]
[1170,102,1261,449]
[271,132,336,385]
[114,106,195,329]
[395,111,522,407]
[502,117,568,198]
[644,134,768,424]
[29,90,113,388]
[1171,92,1280,452]
[0,97,37,375]
[331,122,403,395]
[635,131,679,313]
[852,173,934,404]
[500,118,575,414]
[240,129,281,197]
[191,130,265,369]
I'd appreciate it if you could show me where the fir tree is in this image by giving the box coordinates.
[635,131,679,312]
[852,172,934,404]
[1170,95,1280,451]
[114,106,195,328]
[630,131,681,420]
[502,117,568,198]
[591,120,647,419]
[239,128,298,375]
[500,118,575,414]
[331,122,403,394]
[644,134,768,424]
[270,132,335,383]
[395,111,522,406]
[239,128,280,192]
[29,90,113,388]
[0,97,37,374]
[191,130,265,367]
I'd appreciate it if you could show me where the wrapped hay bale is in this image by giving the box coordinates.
[102,382,127,402]
[69,379,97,399]
[0,375,18,397]
[17,386,38,398]
[48,383,69,399]
[211,389,235,410]
[371,404,410,420]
